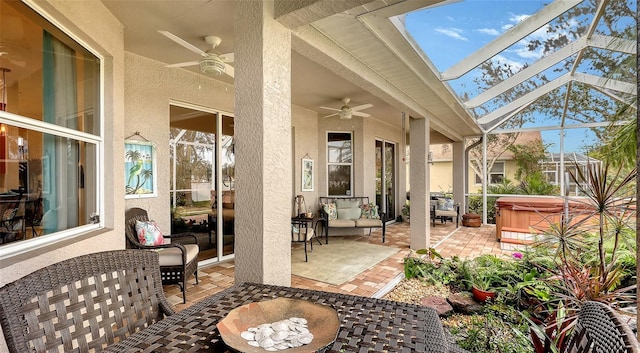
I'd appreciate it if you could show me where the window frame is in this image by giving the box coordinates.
[326,131,353,197]
[0,1,104,260]
[475,161,505,185]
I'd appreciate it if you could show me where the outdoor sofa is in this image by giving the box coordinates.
[319,196,386,242]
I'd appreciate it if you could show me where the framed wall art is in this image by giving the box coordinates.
[124,140,157,198]
[302,157,314,192]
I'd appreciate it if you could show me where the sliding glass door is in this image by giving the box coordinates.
[169,104,234,265]
[375,139,397,221]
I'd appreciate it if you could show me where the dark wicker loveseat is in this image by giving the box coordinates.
[125,207,199,303]
[0,250,175,353]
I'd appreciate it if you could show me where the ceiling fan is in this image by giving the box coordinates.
[158,30,234,78]
[320,97,373,119]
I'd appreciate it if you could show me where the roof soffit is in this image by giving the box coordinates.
[303,0,481,139]
[292,25,467,141]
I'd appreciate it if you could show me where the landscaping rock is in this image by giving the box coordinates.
[421,296,453,317]
[447,292,483,315]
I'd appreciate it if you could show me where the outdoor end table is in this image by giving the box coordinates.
[105,282,456,353]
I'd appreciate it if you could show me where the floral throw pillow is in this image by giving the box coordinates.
[437,198,455,211]
[322,202,337,221]
[360,203,380,219]
[135,220,164,246]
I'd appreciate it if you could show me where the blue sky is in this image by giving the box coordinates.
[402,0,614,153]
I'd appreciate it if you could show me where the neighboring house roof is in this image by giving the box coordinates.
[430,131,542,162]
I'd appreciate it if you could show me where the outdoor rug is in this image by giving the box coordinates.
[291,237,399,285]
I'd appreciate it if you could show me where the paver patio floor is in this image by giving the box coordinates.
[164,221,512,311]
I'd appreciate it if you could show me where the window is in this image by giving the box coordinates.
[0,0,101,252]
[475,162,504,185]
[327,132,352,196]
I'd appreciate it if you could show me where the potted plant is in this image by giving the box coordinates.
[465,266,501,303]
[401,200,410,221]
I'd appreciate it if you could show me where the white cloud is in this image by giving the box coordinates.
[446,16,455,22]
[509,14,530,24]
[476,28,500,36]
[435,27,468,41]
[501,24,514,31]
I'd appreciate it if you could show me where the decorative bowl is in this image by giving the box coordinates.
[217,297,339,353]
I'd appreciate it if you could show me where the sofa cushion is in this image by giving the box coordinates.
[355,218,383,227]
[328,219,356,227]
[337,206,361,220]
[360,203,380,219]
[135,220,164,246]
[323,202,337,220]
[157,244,199,266]
[335,199,361,209]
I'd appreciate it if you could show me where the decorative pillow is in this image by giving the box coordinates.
[322,202,337,221]
[135,220,164,246]
[437,198,455,211]
[360,203,380,219]
[2,208,16,221]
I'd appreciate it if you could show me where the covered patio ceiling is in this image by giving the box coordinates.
[100,0,636,144]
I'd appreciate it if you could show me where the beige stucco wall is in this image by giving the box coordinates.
[292,105,320,215]
[0,0,125,351]
[123,53,235,232]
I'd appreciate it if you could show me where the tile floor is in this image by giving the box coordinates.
[164,221,511,311]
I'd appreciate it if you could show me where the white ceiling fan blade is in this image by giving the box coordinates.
[166,61,199,68]
[224,63,234,78]
[350,103,373,111]
[219,52,234,62]
[352,111,370,118]
[319,106,340,112]
[158,30,207,57]
[322,112,339,119]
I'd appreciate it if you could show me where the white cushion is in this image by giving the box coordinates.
[156,244,199,266]
[435,210,457,217]
[328,219,356,227]
[355,219,382,227]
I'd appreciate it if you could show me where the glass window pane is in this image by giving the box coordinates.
[328,165,351,196]
[328,132,352,163]
[1,1,101,135]
[0,122,97,245]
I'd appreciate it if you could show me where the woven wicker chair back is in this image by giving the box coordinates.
[0,250,175,353]
[124,207,150,249]
[565,301,639,353]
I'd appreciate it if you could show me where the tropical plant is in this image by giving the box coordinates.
[524,161,637,352]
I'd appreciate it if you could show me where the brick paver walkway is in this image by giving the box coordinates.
[164,221,510,311]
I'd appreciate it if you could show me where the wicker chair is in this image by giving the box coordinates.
[564,301,640,353]
[125,207,199,303]
[0,250,175,353]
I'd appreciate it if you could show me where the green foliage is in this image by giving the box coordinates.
[519,172,558,196]
[508,141,548,181]
[447,304,534,353]
[401,200,410,218]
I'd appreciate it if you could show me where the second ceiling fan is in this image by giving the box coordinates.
[159,30,234,78]
[320,97,373,119]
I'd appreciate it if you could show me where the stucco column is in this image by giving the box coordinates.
[452,141,465,213]
[234,1,292,285]
[409,117,430,249]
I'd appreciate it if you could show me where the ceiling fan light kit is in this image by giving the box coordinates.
[200,55,226,75]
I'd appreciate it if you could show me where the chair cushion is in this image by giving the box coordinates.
[328,219,356,227]
[323,202,337,221]
[135,220,164,246]
[355,218,383,227]
[157,244,199,266]
[435,210,457,217]
[360,203,380,219]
